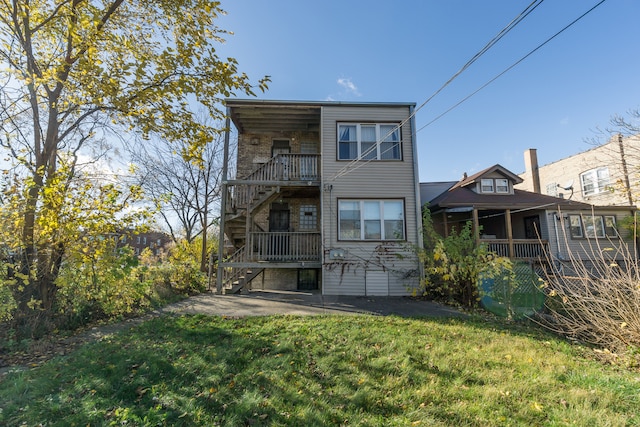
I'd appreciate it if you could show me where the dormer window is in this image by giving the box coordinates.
[481,179,494,193]
[496,179,509,193]
[480,178,510,194]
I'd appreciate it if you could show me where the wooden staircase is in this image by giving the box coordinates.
[220,246,265,294]
[220,154,321,293]
[225,267,264,294]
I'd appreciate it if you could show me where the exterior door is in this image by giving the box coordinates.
[272,139,291,180]
[524,215,541,239]
[269,202,290,232]
[298,269,319,290]
[300,141,318,180]
[269,202,290,260]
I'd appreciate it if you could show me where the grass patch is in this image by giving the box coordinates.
[1,315,639,426]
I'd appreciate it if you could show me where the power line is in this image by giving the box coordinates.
[330,0,545,181]
[417,0,608,133]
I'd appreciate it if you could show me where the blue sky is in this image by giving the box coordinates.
[215,0,640,182]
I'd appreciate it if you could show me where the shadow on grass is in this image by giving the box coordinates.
[0,313,635,426]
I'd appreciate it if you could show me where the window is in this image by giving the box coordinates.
[546,183,558,197]
[480,178,511,194]
[583,216,605,238]
[481,179,494,193]
[604,216,617,237]
[569,215,583,238]
[568,214,617,239]
[496,179,509,193]
[337,123,400,160]
[580,167,610,196]
[299,205,318,230]
[339,200,405,241]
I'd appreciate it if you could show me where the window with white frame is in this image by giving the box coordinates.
[337,123,401,160]
[481,179,494,193]
[495,179,509,193]
[481,178,510,194]
[580,167,610,196]
[338,200,405,241]
[568,214,617,239]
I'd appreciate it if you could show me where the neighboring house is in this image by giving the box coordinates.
[423,164,636,264]
[217,99,423,296]
[114,230,172,256]
[517,134,640,207]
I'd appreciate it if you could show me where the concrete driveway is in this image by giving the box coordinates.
[162,290,464,318]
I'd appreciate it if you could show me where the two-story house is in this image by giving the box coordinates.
[217,99,422,296]
[517,134,640,207]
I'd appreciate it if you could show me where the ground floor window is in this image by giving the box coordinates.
[568,214,617,238]
[338,199,405,241]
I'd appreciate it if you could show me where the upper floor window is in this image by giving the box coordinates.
[480,178,509,194]
[546,183,558,197]
[337,123,401,161]
[580,167,610,196]
[496,179,509,193]
[338,200,405,241]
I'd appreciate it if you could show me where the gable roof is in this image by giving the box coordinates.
[428,186,593,211]
[450,164,523,191]
[426,164,597,212]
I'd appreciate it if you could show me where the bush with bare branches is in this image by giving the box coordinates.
[537,233,640,365]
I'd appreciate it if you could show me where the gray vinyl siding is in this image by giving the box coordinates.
[544,210,635,262]
[320,104,421,295]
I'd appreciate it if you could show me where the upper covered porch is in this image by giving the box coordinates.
[225,99,323,186]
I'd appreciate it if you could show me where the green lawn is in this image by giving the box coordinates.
[1,314,639,426]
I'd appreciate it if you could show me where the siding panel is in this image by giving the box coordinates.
[320,104,421,295]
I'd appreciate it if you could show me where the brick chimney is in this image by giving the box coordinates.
[524,148,541,193]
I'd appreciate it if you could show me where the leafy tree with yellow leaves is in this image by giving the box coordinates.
[0,0,268,333]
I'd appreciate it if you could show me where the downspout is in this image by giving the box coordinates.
[408,104,425,286]
[216,110,231,293]
[553,211,562,261]
[410,104,424,251]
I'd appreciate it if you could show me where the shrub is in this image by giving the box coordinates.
[537,235,640,366]
[419,207,511,308]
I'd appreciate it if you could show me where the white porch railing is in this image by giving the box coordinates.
[249,232,321,262]
[481,239,549,259]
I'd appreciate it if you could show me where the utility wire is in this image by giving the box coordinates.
[417,0,608,133]
[330,0,545,181]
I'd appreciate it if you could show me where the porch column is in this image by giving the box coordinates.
[505,209,514,258]
[442,212,449,238]
[216,113,231,293]
[245,185,253,260]
[472,208,480,244]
